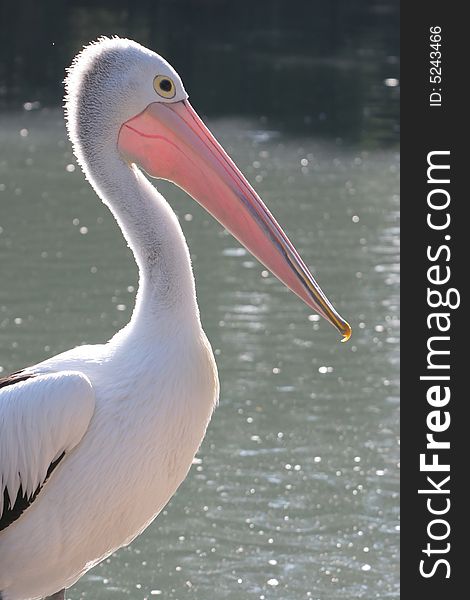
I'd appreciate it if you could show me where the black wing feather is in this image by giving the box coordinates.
[0,370,35,389]
[0,452,65,532]
[0,369,65,531]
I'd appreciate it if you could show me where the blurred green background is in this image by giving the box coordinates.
[0,0,399,143]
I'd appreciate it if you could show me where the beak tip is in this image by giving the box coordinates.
[340,321,352,343]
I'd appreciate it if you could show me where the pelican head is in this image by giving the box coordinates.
[65,37,351,340]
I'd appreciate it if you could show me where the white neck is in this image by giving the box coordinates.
[80,141,200,338]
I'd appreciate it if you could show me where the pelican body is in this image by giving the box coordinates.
[0,38,350,600]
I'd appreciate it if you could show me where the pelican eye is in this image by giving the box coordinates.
[153,75,176,99]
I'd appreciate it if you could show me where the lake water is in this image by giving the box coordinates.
[0,108,399,599]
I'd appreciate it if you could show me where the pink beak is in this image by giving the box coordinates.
[117,100,351,341]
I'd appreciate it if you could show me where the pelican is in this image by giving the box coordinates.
[0,37,351,600]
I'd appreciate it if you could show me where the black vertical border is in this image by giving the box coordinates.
[401,2,465,597]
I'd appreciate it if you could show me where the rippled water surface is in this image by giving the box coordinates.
[0,109,399,599]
